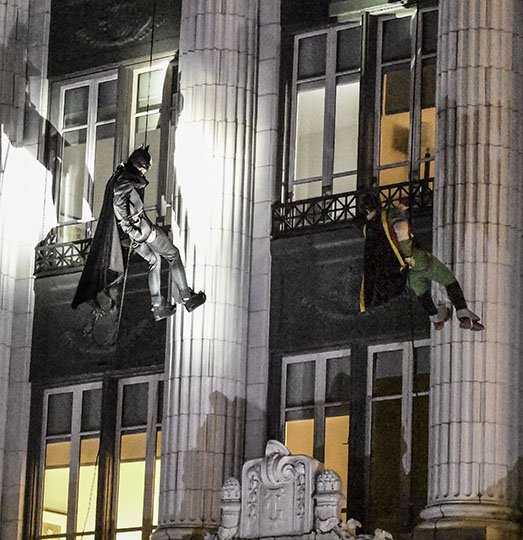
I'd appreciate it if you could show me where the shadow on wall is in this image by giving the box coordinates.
[157,389,259,539]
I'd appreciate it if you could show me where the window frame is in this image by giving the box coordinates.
[48,55,178,242]
[372,6,438,186]
[287,23,362,200]
[32,374,164,540]
[282,3,438,204]
[112,374,163,539]
[53,72,118,236]
[365,338,430,528]
[280,349,351,460]
[37,382,103,539]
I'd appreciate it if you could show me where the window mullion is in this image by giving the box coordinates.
[401,344,414,476]
[66,388,83,536]
[142,379,158,538]
[280,358,289,440]
[111,382,125,536]
[314,358,327,463]
[287,35,300,199]
[409,11,423,183]
[36,394,51,538]
[322,29,337,193]
[85,80,99,221]
[373,18,384,180]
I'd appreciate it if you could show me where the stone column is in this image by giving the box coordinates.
[152,1,258,538]
[417,1,523,538]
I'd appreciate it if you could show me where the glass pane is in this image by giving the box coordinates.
[411,394,429,526]
[156,381,164,424]
[64,86,89,128]
[378,166,409,186]
[81,389,102,432]
[293,180,322,201]
[116,532,142,540]
[42,441,71,536]
[333,175,357,195]
[134,114,160,210]
[47,393,73,436]
[421,59,436,110]
[295,85,325,180]
[93,122,116,218]
[60,129,88,223]
[333,79,359,174]
[373,349,402,397]
[97,79,117,122]
[122,383,148,427]
[153,430,162,526]
[420,59,436,161]
[380,66,410,168]
[337,27,361,72]
[414,346,430,393]
[324,414,349,515]
[369,399,401,533]
[326,356,351,403]
[285,418,314,457]
[286,361,315,407]
[137,69,165,112]
[298,34,326,79]
[382,17,411,62]
[422,10,438,54]
[76,438,99,534]
[56,223,86,244]
[117,432,146,528]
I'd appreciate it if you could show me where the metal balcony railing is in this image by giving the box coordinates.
[271,179,433,237]
[34,237,92,276]
[34,180,433,275]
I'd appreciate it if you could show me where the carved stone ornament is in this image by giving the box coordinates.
[314,470,343,533]
[239,440,321,538]
[217,478,241,540]
[73,0,164,49]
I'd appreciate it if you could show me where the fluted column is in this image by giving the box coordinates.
[418,1,523,537]
[153,1,258,538]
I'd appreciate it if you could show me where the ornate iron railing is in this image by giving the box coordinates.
[272,179,433,237]
[34,180,433,274]
[35,237,92,276]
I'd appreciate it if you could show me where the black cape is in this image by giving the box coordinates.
[359,210,407,312]
[71,170,124,309]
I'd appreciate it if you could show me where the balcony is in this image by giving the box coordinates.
[271,178,433,237]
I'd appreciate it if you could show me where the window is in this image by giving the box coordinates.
[55,77,117,242]
[284,5,437,202]
[35,376,163,540]
[375,9,437,186]
[114,377,162,539]
[39,384,102,539]
[49,60,175,242]
[289,25,361,201]
[281,350,351,516]
[366,340,430,534]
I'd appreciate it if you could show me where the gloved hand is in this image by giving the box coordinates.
[404,256,415,268]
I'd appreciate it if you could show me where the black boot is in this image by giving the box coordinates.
[151,303,176,321]
[184,290,207,312]
[446,281,484,331]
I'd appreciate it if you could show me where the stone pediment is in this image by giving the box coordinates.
[240,440,320,538]
[213,441,393,540]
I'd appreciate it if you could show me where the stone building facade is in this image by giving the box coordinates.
[0,1,521,539]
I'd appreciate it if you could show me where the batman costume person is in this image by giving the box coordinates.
[72,145,206,321]
[359,192,484,331]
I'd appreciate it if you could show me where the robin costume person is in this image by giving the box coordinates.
[359,193,484,331]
